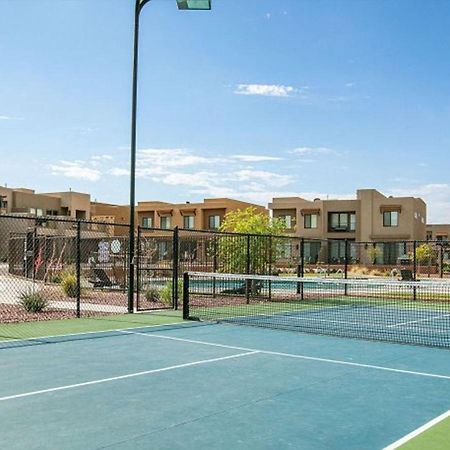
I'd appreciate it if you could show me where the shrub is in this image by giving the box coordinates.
[19,290,48,313]
[61,272,78,298]
[144,287,160,303]
[160,280,183,305]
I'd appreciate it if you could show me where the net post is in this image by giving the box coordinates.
[344,239,349,296]
[136,225,141,311]
[76,220,81,318]
[173,226,179,310]
[182,272,189,320]
[297,238,305,299]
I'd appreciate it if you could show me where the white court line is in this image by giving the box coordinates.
[121,331,450,381]
[388,313,450,328]
[0,351,258,402]
[0,320,191,345]
[383,408,450,449]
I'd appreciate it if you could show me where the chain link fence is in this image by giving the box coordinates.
[1,215,449,324]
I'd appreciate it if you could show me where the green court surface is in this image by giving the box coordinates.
[398,415,450,449]
[1,313,450,449]
[0,311,183,342]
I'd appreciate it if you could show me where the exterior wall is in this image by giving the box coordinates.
[270,189,427,243]
[357,189,426,241]
[426,224,450,241]
[137,198,267,231]
[44,192,91,219]
[0,187,92,219]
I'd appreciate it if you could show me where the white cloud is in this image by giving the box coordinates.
[0,115,23,121]
[388,183,450,223]
[234,84,296,97]
[110,168,130,176]
[50,161,101,182]
[92,154,113,161]
[137,148,222,168]
[232,154,282,162]
[291,146,335,156]
[235,169,292,187]
[345,82,354,88]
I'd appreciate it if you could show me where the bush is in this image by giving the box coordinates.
[19,290,49,313]
[61,271,78,298]
[144,287,160,303]
[160,280,183,305]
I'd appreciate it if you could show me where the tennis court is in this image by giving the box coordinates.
[1,307,450,449]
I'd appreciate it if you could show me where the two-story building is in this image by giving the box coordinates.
[269,189,427,265]
[0,186,90,219]
[136,198,267,231]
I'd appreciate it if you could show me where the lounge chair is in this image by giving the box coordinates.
[400,269,416,282]
[221,280,263,296]
[88,268,114,288]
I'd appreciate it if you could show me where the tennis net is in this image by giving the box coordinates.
[182,272,450,348]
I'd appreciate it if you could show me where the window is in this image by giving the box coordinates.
[304,214,318,229]
[277,242,292,259]
[0,196,7,209]
[303,241,321,263]
[160,216,171,229]
[208,215,220,230]
[183,215,195,229]
[383,211,399,227]
[329,212,356,232]
[426,231,433,241]
[46,210,58,216]
[142,217,153,228]
[329,240,347,263]
[278,215,294,228]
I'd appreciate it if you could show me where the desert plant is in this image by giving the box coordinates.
[144,287,160,303]
[19,290,49,313]
[60,271,78,298]
[160,280,183,305]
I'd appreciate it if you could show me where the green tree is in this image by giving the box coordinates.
[217,207,287,274]
[366,245,383,265]
[411,243,436,276]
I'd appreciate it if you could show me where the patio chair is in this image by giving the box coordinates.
[221,280,263,296]
[400,269,416,282]
[88,268,114,288]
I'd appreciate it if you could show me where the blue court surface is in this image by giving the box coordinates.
[1,320,450,450]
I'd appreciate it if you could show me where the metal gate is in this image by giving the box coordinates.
[136,226,177,311]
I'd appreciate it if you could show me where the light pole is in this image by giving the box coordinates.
[128,0,212,313]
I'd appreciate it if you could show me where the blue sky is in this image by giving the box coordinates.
[1,0,450,221]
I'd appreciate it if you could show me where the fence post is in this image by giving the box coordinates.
[246,234,251,304]
[136,225,141,311]
[76,220,81,318]
[182,272,189,320]
[173,226,179,310]
[298,238,305,299]
[413,240,417,301]
[440,244,444,279]
[344,239,349,296]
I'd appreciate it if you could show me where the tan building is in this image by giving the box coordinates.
[269,189,427,264]
[0,186,90,219]
[136,198,267,231]
[426,224,450,242]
